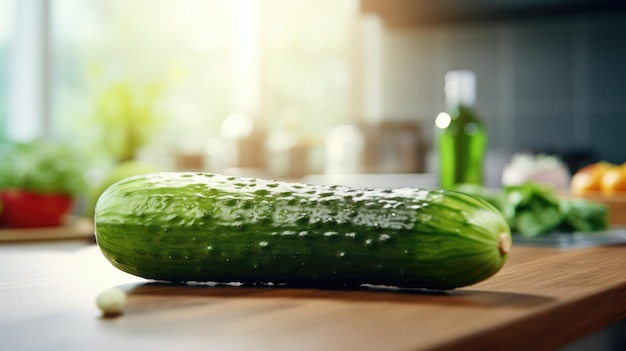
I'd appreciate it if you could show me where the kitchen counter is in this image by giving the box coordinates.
[1,235,625,351]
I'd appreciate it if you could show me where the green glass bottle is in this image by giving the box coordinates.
[435,70,487,189]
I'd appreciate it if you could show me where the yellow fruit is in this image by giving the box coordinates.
[601,165,626,195]
[570,162,612,195]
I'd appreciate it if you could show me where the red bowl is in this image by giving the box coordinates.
[0,190,74,228]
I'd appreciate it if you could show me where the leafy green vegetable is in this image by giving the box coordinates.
[454,182,608,237]
[0,140,87,196]
[558,199,609,233]
[500,183,564,236]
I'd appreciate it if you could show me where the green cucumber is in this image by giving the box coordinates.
[95,172,511,290]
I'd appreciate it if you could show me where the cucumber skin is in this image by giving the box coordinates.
[95,172,511,290]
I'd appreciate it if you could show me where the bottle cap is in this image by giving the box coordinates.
[445,70,476,107]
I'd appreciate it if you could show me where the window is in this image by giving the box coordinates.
[0,0,15,142]
[43,0,358,175]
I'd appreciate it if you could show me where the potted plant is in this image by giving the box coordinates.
[0,140,87,228]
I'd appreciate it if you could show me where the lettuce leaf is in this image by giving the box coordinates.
[454,182,609,237]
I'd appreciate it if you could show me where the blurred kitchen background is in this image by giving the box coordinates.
[0,0,625,187]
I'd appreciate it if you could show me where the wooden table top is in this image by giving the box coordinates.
[1,237,625,351]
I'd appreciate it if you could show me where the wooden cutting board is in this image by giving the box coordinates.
[1,242,626,351]
[0,217,94,242]
[93,245,626,351]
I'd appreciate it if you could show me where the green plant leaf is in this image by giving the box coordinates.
[0,140,87,196]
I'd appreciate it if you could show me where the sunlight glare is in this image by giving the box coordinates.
[435,112,451,129]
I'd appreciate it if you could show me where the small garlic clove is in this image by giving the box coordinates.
[96,288,127,317]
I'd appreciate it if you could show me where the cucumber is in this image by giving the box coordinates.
[95,172,511,290]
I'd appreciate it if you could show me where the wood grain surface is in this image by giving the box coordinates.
[1,240,625,351]
[0,217,94,242]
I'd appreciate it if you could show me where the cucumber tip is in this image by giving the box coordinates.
[498,232,512,256]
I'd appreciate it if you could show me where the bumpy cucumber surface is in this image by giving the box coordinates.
[95,172,511,290]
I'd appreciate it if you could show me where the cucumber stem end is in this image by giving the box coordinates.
[498,232,512,256]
